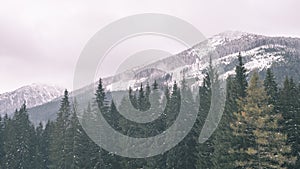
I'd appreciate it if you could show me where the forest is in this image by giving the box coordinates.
[0,55,299,169]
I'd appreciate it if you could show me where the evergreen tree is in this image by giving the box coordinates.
[178,78,199,169]
[235,52,248,98]
[212,76,237,169]
[165,81,181,169]
[96,78,106,111]
[145,81,170,169]
[153,80,158,90]
[68,100,82,169]
[196,71,215,169]
[43,120,55,168]
[279,77,300,168]
[0,116,4,169]
[107,101,122,169]
[3,103,36,169]
[129,87,138,109]
[94,79,114,168]
[264,68,278,106]
[138,83,147,111]
[145,82,151,110]
[231,72,296,168]
[49,89,72,169]
[82,102,106,168]
[33,122,49,169]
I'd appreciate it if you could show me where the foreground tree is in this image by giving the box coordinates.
[230,72,296,168]
[49,90,72,168]
[279,77,300,168]
[264,68,278,106]
[235,52,248,98]
[0,116,4,168]
[3,103,36,169]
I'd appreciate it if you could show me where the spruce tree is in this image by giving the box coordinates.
[212,76,237,169]
[94,78,114,168]
[178,78,199,169]
[230,72,296,168]
[129,87,138,109]
[81,102,106,168]
[197,71,215,169]
[279,77,300,168]
[235,52,248,98]
[68,100,82,169]
[165,81,181,169]
[3,103,36,169]
[96,78,106,111]
[33,122,50,169]
[138,83,147,111]
[49,89,72,169]
[43,120,54,168]
[264,68,278,106]
[145,82,151,110]
[0,116,4,169]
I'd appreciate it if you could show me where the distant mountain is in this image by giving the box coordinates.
[27,31,300,125]
[0,83,64,116]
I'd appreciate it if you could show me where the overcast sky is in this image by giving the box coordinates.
[1,0,300,93]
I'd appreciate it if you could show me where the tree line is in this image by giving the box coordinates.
[0,54,299,168]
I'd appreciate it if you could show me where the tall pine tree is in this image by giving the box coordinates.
[49,89,72,169]
[279,77,300,168]
[235,52,248,98]
[231,72,296,168]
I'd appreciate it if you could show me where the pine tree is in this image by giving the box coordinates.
[214,52,249,169]
[235,52,248,98]
[264,68,278,106]
[145,82,151,110]
[68,100,82,169]
[295,83,300,168]
[178,78,199,169]
[166,81,182,169]
[49,89,72,169]
[43,120,54,168]
[3,103,36,169]
[129,87,138,109]
[196,71,215,169]
[153,80,158,90]
[212,76,237,169]
[279,77,300,168]
[96,78,106,111]
[0,116,4,169]
[107,101,122,169]
[138,83,147,111]
[34,122,48,169]
[145,81,170,169]
[94,78,114,169]
[230,72,296,168]
[81,102,106,168]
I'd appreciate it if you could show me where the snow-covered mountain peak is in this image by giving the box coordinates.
[208,30,253,47]
[0,83,64,116]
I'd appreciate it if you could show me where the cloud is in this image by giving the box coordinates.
[0,0,299,92]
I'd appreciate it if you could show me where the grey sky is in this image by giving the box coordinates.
[1,0,300,93]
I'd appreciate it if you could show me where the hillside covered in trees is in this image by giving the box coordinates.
[0,56,299,169]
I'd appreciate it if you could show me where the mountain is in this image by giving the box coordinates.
[27,31,300,125]
[0,83,64,116]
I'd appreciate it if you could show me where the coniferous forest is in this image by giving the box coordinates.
[0,56,299,169]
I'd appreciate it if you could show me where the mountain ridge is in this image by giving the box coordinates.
[0,83,64,116]
[1,30,300,124]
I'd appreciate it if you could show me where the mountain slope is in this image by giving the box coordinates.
[0,83,64,116]
[28,31,300,125]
